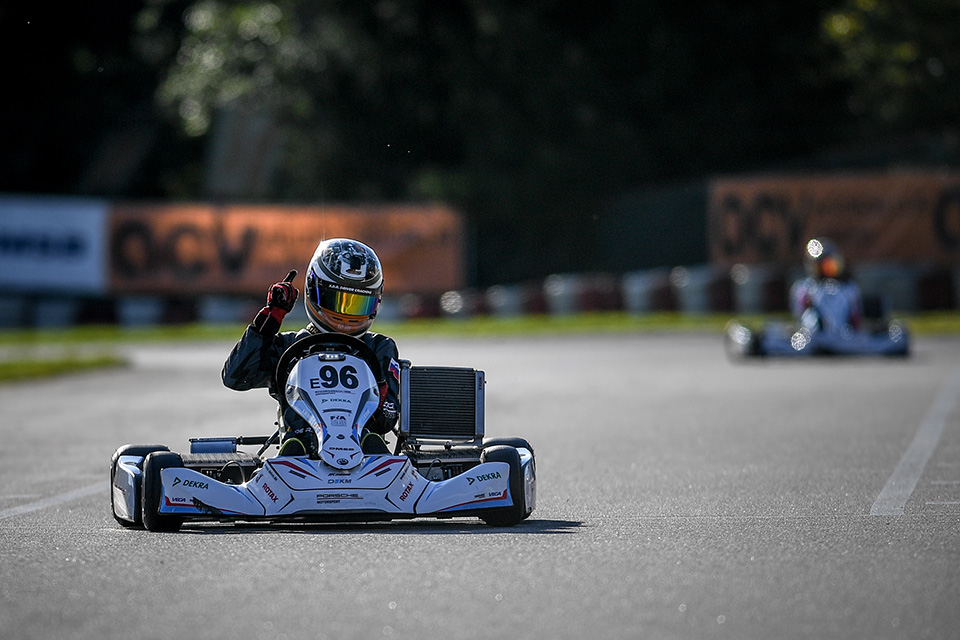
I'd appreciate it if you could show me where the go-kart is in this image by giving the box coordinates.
[111,333,536,531]
[725,283,909,358]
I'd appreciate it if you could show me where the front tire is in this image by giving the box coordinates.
[724,321,759,359]
[479,445,525,527]
[110,444,169,528]
[142,451,185,532]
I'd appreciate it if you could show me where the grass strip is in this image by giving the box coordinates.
[0,311,956,384]
[0,311,958,347]
[0,354,127,384]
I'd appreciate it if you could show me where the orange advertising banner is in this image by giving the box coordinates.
[108,204,464,295]
[708,172,960,266]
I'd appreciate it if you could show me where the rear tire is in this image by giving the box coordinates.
[110,444,169,528]
[479,445,525,527]
[142,451,185,532]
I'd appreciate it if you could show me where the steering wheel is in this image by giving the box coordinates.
[274,332,385,397]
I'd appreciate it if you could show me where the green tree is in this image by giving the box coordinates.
[822,0,960,135]
[146,1,863,283]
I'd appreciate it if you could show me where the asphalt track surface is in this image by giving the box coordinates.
[2,332,960,640]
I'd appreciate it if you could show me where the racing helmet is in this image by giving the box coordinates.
[304,238,383,336]
[804,237,846,280]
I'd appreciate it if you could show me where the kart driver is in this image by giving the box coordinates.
[222,238,400,457]
[789,237,863,332]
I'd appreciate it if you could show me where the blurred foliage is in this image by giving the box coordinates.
[822,0,960,134]
[2,1,958,284]
[137,1,856,282]
[0,2,203,198]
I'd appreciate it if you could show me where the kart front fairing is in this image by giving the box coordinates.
[751,320,909,357]
[157,455,515,520]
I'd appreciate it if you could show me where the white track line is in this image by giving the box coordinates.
[871,367,960,516]
[0,482,105,520]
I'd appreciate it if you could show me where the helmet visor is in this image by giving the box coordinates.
[820,256,843,279]
[315,286,379,317]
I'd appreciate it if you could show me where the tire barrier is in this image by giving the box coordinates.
[3,262,958,329]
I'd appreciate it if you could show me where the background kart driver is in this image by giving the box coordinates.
[789,237,863,332]
[222,238,400,456]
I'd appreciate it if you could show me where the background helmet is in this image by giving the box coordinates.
[305,238,383,335]
[804,237,846,280]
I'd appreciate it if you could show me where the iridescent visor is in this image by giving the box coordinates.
[821,257,842,278]
[317,288,379,316]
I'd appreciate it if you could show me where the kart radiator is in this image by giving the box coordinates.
[399,364,484,443]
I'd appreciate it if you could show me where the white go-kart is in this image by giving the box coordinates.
[111,333,536,531]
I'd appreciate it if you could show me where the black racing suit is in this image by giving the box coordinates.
[221,324,400,455]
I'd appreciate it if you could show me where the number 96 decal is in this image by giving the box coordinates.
[310,365,359,390]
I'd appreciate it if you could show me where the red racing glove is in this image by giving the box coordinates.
[252,270,299,336]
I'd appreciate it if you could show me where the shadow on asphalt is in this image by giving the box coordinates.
[168,518,583,536]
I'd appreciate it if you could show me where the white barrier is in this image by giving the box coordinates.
[0,196,108,295]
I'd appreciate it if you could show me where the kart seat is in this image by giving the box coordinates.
[397,360,485,445]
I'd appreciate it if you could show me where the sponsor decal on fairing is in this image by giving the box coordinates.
[466,471,501,486]
[261,482,279,503]
[172,476,209,490]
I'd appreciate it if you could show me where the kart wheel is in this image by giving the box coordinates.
[724,321,761,359]
[142,451,185,532]
[110,444,169,528]
[479,445,525,527]
[483,439,535,520]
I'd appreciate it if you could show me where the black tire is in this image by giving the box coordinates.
[110,444,169,528]
[482,439,536,520]
[142,451,185,532]
[724,321,762,359]
[479,445,525,527]
[483,439,537,521]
